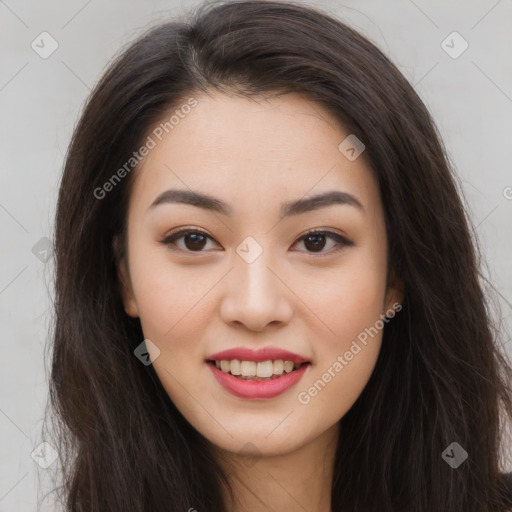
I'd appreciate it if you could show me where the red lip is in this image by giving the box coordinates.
[207,362,310,399]
[207,347,309,364]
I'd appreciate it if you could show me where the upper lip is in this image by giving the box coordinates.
[207,347,310,364]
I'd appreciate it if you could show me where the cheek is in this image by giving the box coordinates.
[296,249,387,411]
[313,249,387,343]
[130,259,215,409]
[130,248,212,338]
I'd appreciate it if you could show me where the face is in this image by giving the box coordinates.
[118,90,402,459]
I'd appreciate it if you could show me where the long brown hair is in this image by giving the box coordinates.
[42,1,512,510]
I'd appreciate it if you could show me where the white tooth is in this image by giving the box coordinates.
[220,360,230,372]
[230,359,241,375]
[215,360,221,369]
[240,360,257,377]
[283,360,294,373]
[273,359,284,375]
[256,360,273,378]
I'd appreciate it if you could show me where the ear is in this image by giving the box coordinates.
[384,268,404,316]
[113,235,139,318]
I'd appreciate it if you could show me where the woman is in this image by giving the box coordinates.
[43,0,512,510]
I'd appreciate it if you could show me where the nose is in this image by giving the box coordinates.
[220,251,294,332]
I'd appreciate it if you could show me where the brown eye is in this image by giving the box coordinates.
[294,230,353,254]
[182,232,208,251]
[161,228,353,255]
[303,233,328,252]
[161,229,216,252]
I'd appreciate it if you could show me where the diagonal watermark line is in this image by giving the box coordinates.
[0,266,28,296]
[408,0,439,29]
[0,201,29,233]
[265,266,337,337]
[471,0,503,30]
[414,61,439,87]
[163,367,234,437]
[462,179,486,197]
[163,267,234,337]
[496,288,512,311]
[0,0,29,28]
[33,305,51,322]
[0,62,29,93]
[61,0,93,29]
[61,60,90,90]
[265,409,294,437]
[0,472,29,502]
[266,470,309,511]
[476,204,499,228]
[472,61,512,105]
[0,408,29,439]
[233,474,279,511]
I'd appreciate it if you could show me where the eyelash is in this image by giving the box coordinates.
[160,228,353,255]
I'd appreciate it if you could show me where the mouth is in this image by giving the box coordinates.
[206,359,311,381]
[206,358,311,399]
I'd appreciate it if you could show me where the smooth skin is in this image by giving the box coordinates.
[117,90,402,512]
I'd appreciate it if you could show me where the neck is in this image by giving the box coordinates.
[214,422,339,512]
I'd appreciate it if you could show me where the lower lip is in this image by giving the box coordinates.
[207,362,310,399]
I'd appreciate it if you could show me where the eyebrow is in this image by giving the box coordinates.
[147,188,364,219]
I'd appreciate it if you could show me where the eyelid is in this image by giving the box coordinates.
[294,228,354,250]
[161,227,213,244]
[160,227,353,254]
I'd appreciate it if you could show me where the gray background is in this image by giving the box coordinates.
[1,0,511,510]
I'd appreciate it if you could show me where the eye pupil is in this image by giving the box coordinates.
[304,234,326,252]
[185,233,207,251]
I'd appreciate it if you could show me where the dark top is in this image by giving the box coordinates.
[501,472,512,508]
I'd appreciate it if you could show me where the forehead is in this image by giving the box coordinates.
[128,90,381,218]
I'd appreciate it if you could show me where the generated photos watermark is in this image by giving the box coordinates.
[297,301,402,405]
[93,97,198,200]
